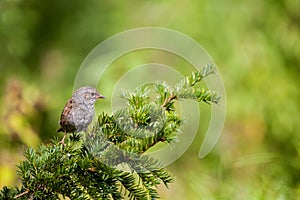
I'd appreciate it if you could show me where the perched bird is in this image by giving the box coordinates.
[57,86,105,144]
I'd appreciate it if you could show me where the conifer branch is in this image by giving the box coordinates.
[1,64,220,199]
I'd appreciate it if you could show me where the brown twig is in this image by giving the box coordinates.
[14,189,29,199]
[161,95,177,108]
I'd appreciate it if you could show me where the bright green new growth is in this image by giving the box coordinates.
[0,64,220,200]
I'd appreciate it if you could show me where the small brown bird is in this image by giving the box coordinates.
[57,86,105,144]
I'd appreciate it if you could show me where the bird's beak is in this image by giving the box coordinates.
[96,94,105,99]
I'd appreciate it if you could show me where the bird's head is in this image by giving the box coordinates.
[74,86,105,103]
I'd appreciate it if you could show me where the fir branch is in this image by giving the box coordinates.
[177,88,221,104]
[156,64,220,110]
[176,63,216,88]
[1,64,220,200]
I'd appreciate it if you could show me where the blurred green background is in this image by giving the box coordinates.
[0,0,299,199]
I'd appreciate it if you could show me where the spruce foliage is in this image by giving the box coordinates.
[0,64,220,199]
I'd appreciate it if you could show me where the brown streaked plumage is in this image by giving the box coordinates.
[57,86,105,144]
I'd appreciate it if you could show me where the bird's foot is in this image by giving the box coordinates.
[59,140,66,146]
[59,135,67,146]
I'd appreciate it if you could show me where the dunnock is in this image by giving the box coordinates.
[57,86,105,144]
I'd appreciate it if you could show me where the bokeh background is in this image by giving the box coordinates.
[0,0,299,199]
